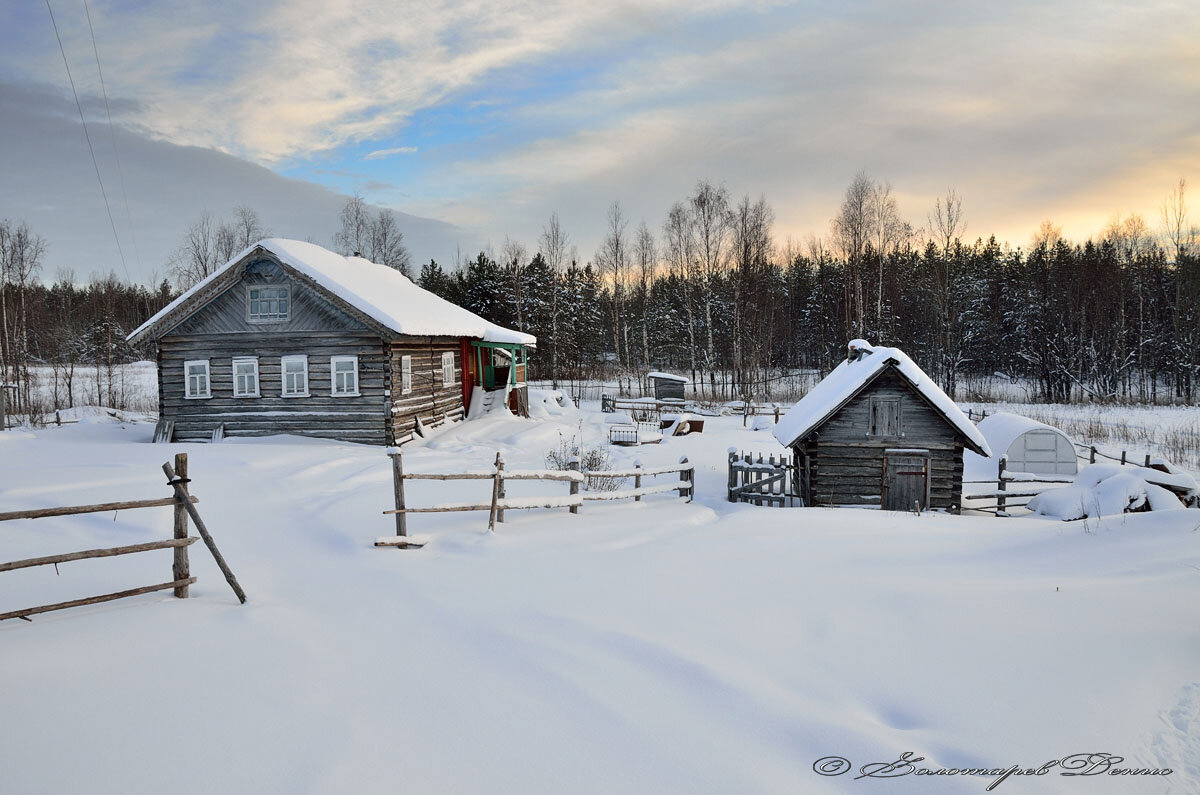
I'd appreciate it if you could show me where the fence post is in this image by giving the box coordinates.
[1120,450,1126,466]
[634,461,643,502]
[727,448,737,502]
[388,448,407,537]
[488,452,505,532]
[996,456,1007,518]
[774,405,779,424]
[679,456,692,502]
[1144,454,1151,468]
[497,452,506,524]
[568,456,580,514]
[743,398,750,427]
[172,452,190,598]
[1089,445,1096,464]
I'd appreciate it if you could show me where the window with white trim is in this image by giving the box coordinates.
[400,355,412,395]
[331,355,359,396]
[281,355,309,397]
[184,360,210,399]
[248,286,289,322]
[441,351,455,386]
[232,357,260,397]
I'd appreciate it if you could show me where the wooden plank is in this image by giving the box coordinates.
[374,537,425,549]
[172,453,191,598]
[0,577,198,622]
[0,537,198,573]
[0,496,199,522]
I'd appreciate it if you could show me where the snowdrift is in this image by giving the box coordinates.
[1027,463,1189,520]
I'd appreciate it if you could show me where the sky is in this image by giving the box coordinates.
[1,0,1198,284]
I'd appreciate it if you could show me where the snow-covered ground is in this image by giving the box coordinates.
[2,406,1199,793]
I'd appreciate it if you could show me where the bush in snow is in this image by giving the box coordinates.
[545,436,626,492]
[1027,463,1188,521]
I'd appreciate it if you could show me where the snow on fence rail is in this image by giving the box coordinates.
[0,452,246,623]
[377,449,694,546]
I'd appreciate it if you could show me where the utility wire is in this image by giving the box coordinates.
[44,0,130,281]
[83,0,141,276]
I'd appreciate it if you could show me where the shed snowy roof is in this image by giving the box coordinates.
[128,238,535,346]
[647,371,688,383]
[772,344,990,456]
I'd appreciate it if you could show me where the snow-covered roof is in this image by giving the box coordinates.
[128,239,535,346]
[772,342,990,455]
[647,371,688,383]
[962,412,1072,479]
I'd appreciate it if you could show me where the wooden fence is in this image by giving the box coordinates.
[0,453,246,623]
[727,449,800,507]
[377,449,694,546]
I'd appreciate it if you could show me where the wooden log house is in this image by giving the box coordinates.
[128,239,535,445]
[773,340,991,511]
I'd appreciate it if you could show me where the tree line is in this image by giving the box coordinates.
[3,176,1198,418]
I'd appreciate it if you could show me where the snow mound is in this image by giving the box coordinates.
[1027,463,1187,520]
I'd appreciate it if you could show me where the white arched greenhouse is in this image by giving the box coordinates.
[963,412,1078,480]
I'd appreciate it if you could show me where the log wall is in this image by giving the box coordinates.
[159,332,391,444]
[389,338,465,443]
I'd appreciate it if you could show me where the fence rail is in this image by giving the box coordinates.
[1,453,245,623]
[379,449,694,545]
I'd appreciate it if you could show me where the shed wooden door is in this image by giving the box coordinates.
[882,451,930,511]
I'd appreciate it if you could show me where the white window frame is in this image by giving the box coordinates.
[441,351,456,387]
[331,355,360,397]
[184,359,211,399]
[401,355,412,395]
[232,356,260,398]
[281,355,309,397]
[247,285,290,323]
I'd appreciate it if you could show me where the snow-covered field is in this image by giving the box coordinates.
[2,405,1199,793]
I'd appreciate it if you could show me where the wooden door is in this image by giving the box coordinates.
[882,451,930,511]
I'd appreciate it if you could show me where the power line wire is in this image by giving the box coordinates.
[44,0,130,282]
[83,0,141,276]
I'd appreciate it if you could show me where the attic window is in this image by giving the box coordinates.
[248,286,289,322]
[869,397,902,436]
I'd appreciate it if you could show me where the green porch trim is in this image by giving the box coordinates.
[470,341,527,390]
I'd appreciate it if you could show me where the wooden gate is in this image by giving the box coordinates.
[882,449,931,512]
[727,450,800,506]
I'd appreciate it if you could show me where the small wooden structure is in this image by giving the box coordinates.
[647,371,687,401]
[773,340,990,511]
[128,239,534,445]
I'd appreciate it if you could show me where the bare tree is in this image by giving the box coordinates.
[831,171,873,335]
[928,188,966,255]
[369,208,411,276]
[731,194,774,394]
[868,181,904,327]
[169,206,267,290]
[1031,219,1063,250]
[690,180,732,392]
[1161,177,1194,260]
[334,194,373,258]
[663,201,699,383]
[539,213,571,387]
[633,221,657,372]
[169,212,220,289]
[595,202,630,387]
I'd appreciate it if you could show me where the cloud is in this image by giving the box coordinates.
[0,81,480,283]
[364,146,418,160]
